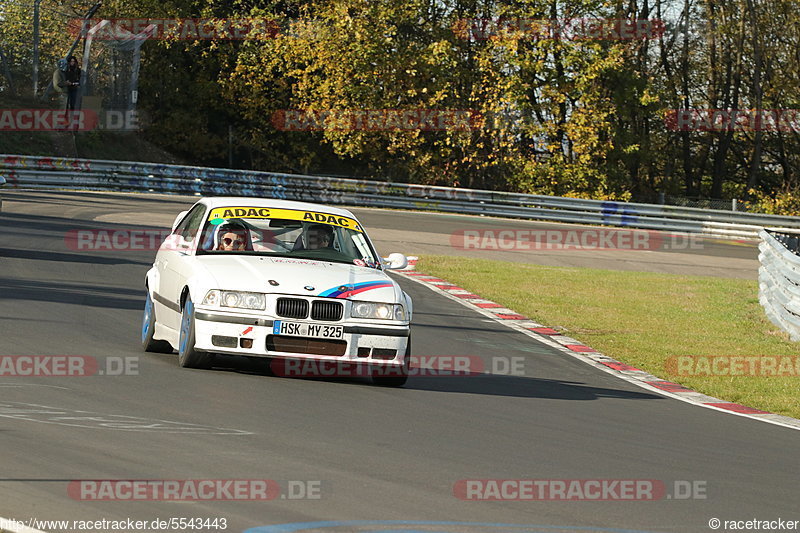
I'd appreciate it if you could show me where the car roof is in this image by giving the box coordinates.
[196,197,358,219]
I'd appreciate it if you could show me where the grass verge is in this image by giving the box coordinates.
[0,94,182,163]
[417,254,800,419]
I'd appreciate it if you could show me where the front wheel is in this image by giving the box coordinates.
[142,290,173,353]
[372,336,410,387]
[178,296,212,369]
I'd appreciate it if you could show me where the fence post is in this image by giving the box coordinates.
[79,20,112,112]
[32,0,43,97]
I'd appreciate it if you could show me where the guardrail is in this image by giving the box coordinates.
[2,154,800,239]
[759,228,800,341]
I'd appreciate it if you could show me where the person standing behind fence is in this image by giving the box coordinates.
[59,56,81,111]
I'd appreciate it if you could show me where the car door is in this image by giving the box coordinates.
[158,204,207,331]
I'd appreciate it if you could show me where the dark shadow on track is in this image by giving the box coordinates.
[0,211,169,265]
[0,212,123,233]
[3,190,194,207]
[0,247,150,266]
[0,316,72,323]
[0,211,168,232]
[0,193,141,209]
[172,353,663,401]
[0,279,143,310]
[403,373,661,400]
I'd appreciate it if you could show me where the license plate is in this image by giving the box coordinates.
[273,320,344,339]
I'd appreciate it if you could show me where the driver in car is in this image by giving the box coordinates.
[305,224,333,250]
[216,222,250,251]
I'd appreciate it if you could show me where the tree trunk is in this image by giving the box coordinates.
[745,0,763,195]
[680,0,694,195]
[0,44,14,95]
[710,2,746,199]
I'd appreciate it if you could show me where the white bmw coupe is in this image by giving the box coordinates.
[142,197,412,386]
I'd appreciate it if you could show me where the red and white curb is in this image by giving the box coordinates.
[395,256,800,432]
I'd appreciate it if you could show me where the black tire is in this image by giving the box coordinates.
[142,290,173,353]
[372,336,410,387]
[178,296,212,369]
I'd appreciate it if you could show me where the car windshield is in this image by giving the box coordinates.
[195,205,382,268]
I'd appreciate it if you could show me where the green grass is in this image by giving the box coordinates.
[418,255,800,419]
[0,129,183,163]
[0,130,55,155]
[0,93,182,163]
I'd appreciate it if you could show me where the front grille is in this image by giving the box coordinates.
[311,300,343,321]
[276,298,309,319]
[266,335,347,356]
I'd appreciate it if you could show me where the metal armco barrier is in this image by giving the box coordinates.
[2,154,800,239]
[759,229,800,341]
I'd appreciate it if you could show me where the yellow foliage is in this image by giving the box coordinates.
[745,188,800,216]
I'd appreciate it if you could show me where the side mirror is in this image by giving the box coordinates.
[171,210,189,232]
[383,253,408,270]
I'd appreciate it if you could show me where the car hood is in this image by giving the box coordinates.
[192,255,400,303]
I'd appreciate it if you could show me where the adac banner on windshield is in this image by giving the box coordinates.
[207,207,362,232]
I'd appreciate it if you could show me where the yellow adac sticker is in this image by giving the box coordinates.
[208,207,362,232]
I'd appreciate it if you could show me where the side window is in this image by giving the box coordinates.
[173,207,195,236]
[174,205,206,242]
[331,227,343,251]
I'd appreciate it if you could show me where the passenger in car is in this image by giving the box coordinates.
[305,224,334,250]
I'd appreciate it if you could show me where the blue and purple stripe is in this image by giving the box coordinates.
[319,281,393,298]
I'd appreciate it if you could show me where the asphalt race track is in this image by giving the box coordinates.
[0,191,796,533]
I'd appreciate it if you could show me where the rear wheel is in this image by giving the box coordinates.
[142,290,173,353]
[372,336,410,387]
[178,296,212,369]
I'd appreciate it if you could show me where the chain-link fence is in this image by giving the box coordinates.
[73,20,153,129]
[771,231,800,257]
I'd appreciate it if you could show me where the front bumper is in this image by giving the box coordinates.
[192,309,410,367]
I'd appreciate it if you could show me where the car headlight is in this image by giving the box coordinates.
[351,301,405,321]
[202,290,265,310]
